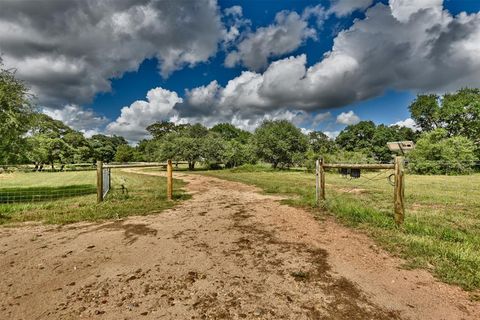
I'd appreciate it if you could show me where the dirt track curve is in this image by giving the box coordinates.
[0,170,478,319]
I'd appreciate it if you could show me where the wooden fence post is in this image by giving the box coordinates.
[394,156,405,225]
[316,158,326,206]
[96,160,103,203]
[319,158,325,202]
[167,159,173,200]
[315,159,320,205]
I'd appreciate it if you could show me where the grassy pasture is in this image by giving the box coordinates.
[0,169,187,225]
[201,167,480,291]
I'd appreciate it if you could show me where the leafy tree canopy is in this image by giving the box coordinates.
[114,144,141,163]
[407,128,476,175]
[409,94,441,131]
[210,123,252,143]
[336,121,416,162]
[253,120,308,168]
[0,62,33,164]
[409,88,480,155]
[307,131,336,154]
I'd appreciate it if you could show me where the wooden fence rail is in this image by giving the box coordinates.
[316,156,405,226]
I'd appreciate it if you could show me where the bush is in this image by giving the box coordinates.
[305,150,374,171]
[407,129,476,175]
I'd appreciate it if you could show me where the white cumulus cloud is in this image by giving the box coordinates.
[42,105,108,134]
[0,0,224,107]
[391,118,420,131]
[176,0,480,125]
[336,111,360,125]
[328,0,374,17]
[106,88,183,142]
[224,6,326,71]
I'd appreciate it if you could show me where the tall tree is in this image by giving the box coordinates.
[146,121,178,140]
[408,94,441,131]
[88,134,128,163]
[440,88,480,151]
[307,131,336,154]
[0,63,33,164]
[253,120,308,168]
[336,121,377,152]
[336,121,416,162]
[210,123,252,143]
[26,114,78,169]
[409,88,480,156]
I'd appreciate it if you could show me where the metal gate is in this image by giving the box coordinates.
[102,168,111,198]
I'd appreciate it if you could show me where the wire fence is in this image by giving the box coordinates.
[0,165,97,204]
[319,159,480,218]
[0,163,97,173]
[0,185,97,203]
[102,164,173,201]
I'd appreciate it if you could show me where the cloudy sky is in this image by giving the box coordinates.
[1,0,479,142]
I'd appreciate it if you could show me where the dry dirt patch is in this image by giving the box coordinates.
[0,171,478,319]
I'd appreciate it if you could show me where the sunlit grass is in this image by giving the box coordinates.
[0,169,188,225]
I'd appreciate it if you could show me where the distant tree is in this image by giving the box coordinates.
[136,139,160,162]
[336,121,377,152]
[0,63,33,164]
[307,131,336,154]
[146,121,178,140]
[88,134,128,163]
[409,88,480,156]
[202,133,226,169]
[253,120,308,168]
[114,144,138,163]
[156,131,199,170]
[407,129,476,175]
[223,140,256,168]
[162,136,202,170]
[27,134,73,170]
[26,114,79,169]
[336,121,416,162]
[187,123,209,138]
[440,88,480,154]
[371,125,417,162]
[409,94,441,131]
[210,123,252,143]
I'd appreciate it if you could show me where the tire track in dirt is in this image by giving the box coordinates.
[0,170,478,319]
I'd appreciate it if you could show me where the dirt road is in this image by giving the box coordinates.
[0,171,478,319]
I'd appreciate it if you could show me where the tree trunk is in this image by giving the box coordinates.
[188,161,195,170]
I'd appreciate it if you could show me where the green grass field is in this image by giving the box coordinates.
[0,169,188,225]
[201,166,480,292]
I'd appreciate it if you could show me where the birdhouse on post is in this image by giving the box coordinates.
[387,141,415,156]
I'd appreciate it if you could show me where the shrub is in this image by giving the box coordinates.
[407,129,476,175]
[305,150,374,171]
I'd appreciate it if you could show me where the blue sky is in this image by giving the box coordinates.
[1,0,479,141]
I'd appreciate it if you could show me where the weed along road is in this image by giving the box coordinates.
[0,171,478,319]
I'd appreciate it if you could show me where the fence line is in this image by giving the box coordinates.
[96,160,178,203]
[316,156,405,226]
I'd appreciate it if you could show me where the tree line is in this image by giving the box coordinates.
[1,63,479,174]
